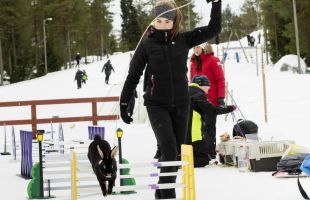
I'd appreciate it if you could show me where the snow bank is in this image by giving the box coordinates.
[272,54,307,74]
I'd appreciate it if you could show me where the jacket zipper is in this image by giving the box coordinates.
[164,42,175,106]
[150,75,155,96]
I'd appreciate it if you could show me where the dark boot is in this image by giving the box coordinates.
[154,144,161,159]
[155,189,161,199]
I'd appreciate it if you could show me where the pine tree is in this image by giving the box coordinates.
[175,0,199,31]
[239,0,260,34]
[120,0,141,51]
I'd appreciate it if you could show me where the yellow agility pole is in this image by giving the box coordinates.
[71,150,77,200]
[182,144,196,200]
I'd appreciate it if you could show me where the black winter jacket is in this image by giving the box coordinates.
[187,84,233,142]
[121,1,222,106]
[102,62,114,74]
[187,84,234,156]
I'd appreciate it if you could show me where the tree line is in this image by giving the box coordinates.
[261,0,310,67]
[0,0,309,85]
[0,0,199,84]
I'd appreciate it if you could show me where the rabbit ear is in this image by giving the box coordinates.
[111,146,119,158]
[97,145,104,159]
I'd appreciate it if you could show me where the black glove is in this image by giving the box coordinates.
[227,105,236,112]
[218,98,225,106]
[120,102,133,124]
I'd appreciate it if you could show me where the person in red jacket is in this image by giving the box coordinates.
[190,43,225,106]
[201,43,225,106]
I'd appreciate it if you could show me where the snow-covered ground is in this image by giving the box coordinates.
[0,33,310,200]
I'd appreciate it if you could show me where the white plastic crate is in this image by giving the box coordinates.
[218,140,294,170]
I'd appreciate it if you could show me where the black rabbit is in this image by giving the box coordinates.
[88,134,118,196]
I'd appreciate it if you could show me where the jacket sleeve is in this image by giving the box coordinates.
[192,92,213,115]
[120,42,148,103]
[101,65,105,72]
[193,91,232,116]
[183,1,222,48]
[211,57,225,98]
[215,105,233,115]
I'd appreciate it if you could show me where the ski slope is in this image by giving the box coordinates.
[0,35,310,199]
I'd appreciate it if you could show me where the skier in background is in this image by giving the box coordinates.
[76,52,81,67]
[74,69,83,89]
[101,60,114,84]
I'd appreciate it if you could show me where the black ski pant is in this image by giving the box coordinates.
[146,104,189,199]
[77,79,82,89]
[105,72,111,84]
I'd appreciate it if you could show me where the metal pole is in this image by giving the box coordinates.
[235,32,250,63]
[43,19,48,74]
[225,82,228,122]
[292,0,302,74]
[256,45,259,77]
[261,45,268,123]
[118,136,123,186]
[39,140,44,197]
[0,36,3,86]
[222,46,225,73]
[1,125,11,155]
[12,126,16,160]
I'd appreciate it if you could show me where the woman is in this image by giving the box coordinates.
[201,43,225,106]
[190,43,225,107]
[120,0,222,198]
[190,44,206,79]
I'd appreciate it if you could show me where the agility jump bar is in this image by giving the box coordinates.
[71,144,196,200]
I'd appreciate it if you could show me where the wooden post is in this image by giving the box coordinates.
[292,0,302,73]
[261,46,268,123]
[31,105,37,139]
[92,101,98,125]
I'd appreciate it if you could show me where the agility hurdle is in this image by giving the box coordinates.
[70,144,196,200]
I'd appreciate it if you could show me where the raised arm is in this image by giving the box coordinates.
[183,0,222,48]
